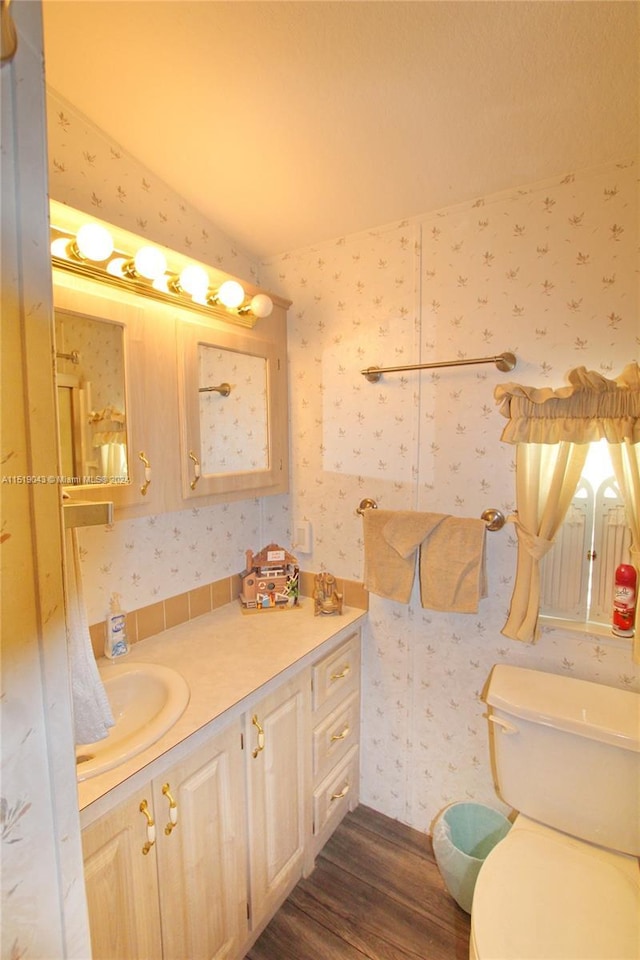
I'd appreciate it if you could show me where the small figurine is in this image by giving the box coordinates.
[239,543,299,611]
[313,572,343,616]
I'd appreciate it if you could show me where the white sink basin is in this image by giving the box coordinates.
[76,661,190,780]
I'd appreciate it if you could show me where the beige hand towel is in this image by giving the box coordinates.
[419,517,487,613]
[363,510,414,602]
[363,509,446,603]
[383,510,447,558]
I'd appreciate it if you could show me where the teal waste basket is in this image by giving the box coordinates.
[431,802,511,914]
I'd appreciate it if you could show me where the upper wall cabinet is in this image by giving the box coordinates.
[50,203,289,518]
[177,304,289,503]
[53,266,289,520]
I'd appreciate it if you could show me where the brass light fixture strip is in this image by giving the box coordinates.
[50,229,259,330]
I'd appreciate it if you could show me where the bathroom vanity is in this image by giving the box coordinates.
[78,602,365,960]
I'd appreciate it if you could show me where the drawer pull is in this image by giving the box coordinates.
[330,665,350,681]
[252,714,265,758]
[139,799,156,855]
[330,725,350,743]
[162,783,178,835]
[330,782,350,802]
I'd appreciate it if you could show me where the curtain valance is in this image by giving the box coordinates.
[494,362,640,444]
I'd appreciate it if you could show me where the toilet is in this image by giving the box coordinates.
[470,664,640,960]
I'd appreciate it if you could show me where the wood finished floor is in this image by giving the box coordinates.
[246,805,471,960]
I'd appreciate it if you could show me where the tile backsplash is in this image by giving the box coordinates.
[88,571,368,659]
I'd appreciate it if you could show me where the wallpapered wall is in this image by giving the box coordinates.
[260,161,639,829]
[47,86,290,624]
[46,89,638,830]
[48,90,259,284]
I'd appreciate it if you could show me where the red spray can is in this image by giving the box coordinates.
[612,564,637,638]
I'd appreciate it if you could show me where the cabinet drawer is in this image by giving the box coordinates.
[312,692,359,783]
[313,746,359,837]
[312,632,360,713]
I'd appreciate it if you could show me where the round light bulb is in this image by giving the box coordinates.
[217,280,245,309]
[152,274,170,293]
[51,237,72,259]
[250,294,273,318]
[179,264,209,299]
[106,257,128,277]
[134,246,167,280]
[75,223,114,262]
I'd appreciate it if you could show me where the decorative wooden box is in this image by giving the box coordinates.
[239,543,300,611]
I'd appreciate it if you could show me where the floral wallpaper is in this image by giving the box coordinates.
[261,159,639,830]
[46,86,289,626]
[78,499,284,622]
[46,89,259,285]
[46,86,639,833]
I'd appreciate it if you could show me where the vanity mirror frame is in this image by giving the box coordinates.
[178,317,289,502]
[56,370,89,480]
[53,273,156,514]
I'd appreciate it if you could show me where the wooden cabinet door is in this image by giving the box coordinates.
[53,276,181,519]
[82,788,163,960]
[176,310,289,505]
[244,673,308,928]
[153,724,248,960]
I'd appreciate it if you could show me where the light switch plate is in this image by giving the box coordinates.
[293,518,312,554]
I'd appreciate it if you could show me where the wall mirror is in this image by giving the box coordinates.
[198,344,269,475]
[55,309,128,485]
[179,320,288,501]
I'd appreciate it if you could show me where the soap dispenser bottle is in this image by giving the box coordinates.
[105,593,129,659]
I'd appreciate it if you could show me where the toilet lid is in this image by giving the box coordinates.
[472,821,640,960]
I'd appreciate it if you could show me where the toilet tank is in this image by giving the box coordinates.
[484,665,640,855]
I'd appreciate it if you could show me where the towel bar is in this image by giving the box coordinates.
[356,499,506,531]
[361,351,516,382]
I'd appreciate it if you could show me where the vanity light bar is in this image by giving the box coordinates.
[49,225,273,330]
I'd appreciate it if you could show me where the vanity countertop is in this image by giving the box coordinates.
[78,600,366,814]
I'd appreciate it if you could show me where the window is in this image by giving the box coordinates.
[493,362,638,655]
[540,440,632,627]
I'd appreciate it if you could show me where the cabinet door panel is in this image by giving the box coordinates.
[154,725,247,960]
[82,791,162,960]
[246,674,307,926]
[53,276,181,519]
[177,313,289,504]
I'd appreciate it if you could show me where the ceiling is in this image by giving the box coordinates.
[42,1,638,260]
